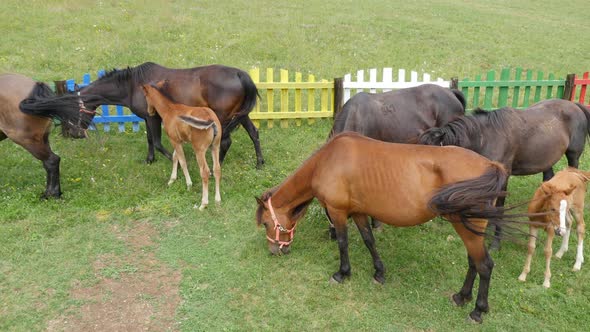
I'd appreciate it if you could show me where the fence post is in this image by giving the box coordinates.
[563,73,576,101]
[333,77,344,117]
[53,80,67,95]
[450,78,458,89]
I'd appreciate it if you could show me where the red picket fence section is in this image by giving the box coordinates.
[570,71,590,107]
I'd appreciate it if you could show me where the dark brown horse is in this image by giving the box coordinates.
[256,132,518,323]
[418,99,590,250]
[72,62,263,167]
[330,84,465,140]
[0,73,106,198]
[327,84,465,234]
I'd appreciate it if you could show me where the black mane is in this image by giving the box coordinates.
[100,62,160,86]
[419,107,522,147]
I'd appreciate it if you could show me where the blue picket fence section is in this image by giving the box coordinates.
[66,70,143,132]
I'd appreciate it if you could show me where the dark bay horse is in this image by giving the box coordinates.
[418,99,590,250]
[74,62,263,167]
[0,73,106,198]
[327,84,465,233]
[256,132,516,323]
[330,84,465,140]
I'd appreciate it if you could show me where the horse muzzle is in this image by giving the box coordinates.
[268,242,291,256]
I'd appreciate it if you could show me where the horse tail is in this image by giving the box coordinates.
[179,115,218,137]
[451,89,466,111]
[429,162,509,236]
[223,70,260,135]
[574,102,590,140]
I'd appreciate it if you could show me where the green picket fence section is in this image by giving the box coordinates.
[457,67,566,111]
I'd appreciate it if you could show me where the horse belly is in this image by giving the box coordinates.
[512,137,568,175]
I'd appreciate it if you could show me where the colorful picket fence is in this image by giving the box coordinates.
[342,68,449,104]
[569,71,590,107]
[248,68,334,128]
[65,70,142,132]
[63,66,590,132]
[457,67,566,111]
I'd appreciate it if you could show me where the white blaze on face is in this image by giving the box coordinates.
[559,199,567,235]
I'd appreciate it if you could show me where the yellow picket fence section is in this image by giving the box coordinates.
[249,68,334,128]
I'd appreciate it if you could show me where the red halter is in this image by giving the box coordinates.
[77,91,97,115]
[266,197,297,249]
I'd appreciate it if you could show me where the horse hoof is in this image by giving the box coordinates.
[329,277,341,284]
[373,276,385,285]
[451,293,471,307]
[466,312,483,324]
[194,204,207,211]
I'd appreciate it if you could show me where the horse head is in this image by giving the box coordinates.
[255,191,309,255]
[418,127,446,146]
[539,180,577,236]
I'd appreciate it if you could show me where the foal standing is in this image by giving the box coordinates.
[142,82,222,210]
[519,168,589,288]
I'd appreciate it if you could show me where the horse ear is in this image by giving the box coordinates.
[255,196,266,208]
[564,183,576,196]
[540,182,553,195]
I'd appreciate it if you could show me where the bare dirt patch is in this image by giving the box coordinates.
[47,221,181,332]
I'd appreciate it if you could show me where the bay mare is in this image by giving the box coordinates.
[256,132,516,323]
[418,99,590,249]
[72,62,263,167]
[0,73,106,198]
[327,84,465,233]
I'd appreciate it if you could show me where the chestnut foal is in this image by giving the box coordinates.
[142,81,222,210]
[519,168,589,288]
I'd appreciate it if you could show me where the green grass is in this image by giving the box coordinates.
[2,0,590,331]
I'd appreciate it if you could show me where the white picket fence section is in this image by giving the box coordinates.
[343,68,451,103]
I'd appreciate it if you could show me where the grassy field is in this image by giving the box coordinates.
[2,1,590,331]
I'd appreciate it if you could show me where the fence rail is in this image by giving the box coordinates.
[342,68,449,104]
[457,67,565,111]
[569,71,590,107]
[249,68,333,128]
[60,66,589,132]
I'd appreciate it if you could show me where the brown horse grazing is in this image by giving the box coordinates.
[255,132,518,323]
[519,168,589,288]
[72,62,263,167]
[327,84,465,234]
[0,73,106,198]
[418,99,590,250]
[142,81,221,211]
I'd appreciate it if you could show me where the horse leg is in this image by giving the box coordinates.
[143,116,157,164]
[451,222,493,324]
[542,168,555,182]
[518,227,539,283]
[194,148,210,211]
[542,228,555,288]
[219,133,232,165]
[489,180,509,251]
[325,208,337,240]
[174,144,192,189]
[19,135,62,198]
[351,213,385,284]
[573,209,585,271]
[327,207,351,283]
[555,220,572,258]
[371,218,383,232]
[240,117,265,169]
[168,150,179,186]
[210,140,222,204]
[145,116,172,161]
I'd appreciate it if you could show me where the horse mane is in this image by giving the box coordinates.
[100,62,160,86]
[421,107,521,147]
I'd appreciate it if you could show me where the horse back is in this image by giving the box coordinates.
[0,74,52,139]
[313,133,495,225]
[331,84,464,143]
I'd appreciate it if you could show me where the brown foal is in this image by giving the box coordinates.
[142,81,222,210]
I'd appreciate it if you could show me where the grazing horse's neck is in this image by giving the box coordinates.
[271,156,318,211]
